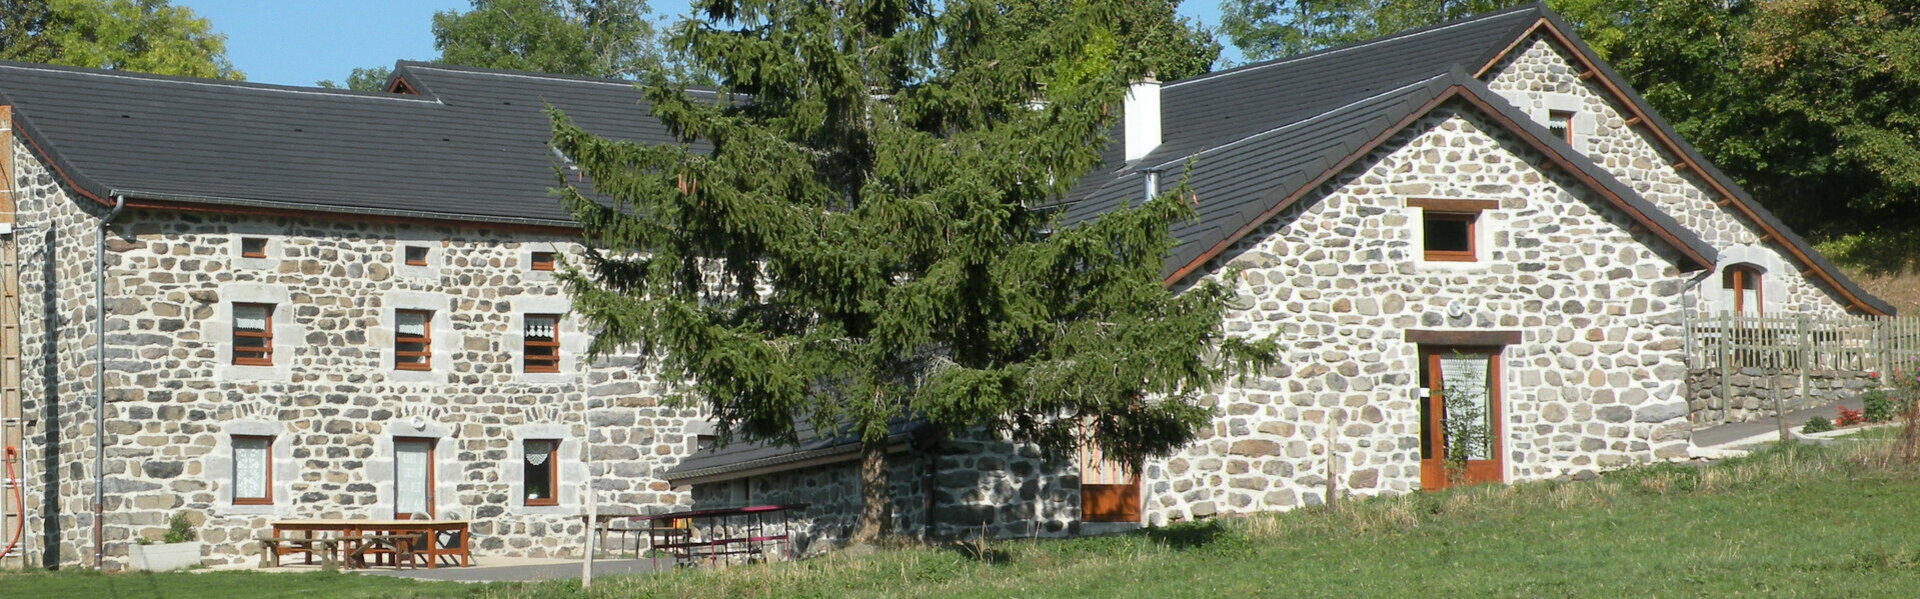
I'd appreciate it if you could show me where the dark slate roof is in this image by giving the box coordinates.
[662,419,930,484]
[0,59,708,226]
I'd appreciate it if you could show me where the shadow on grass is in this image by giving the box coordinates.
[1143,520,1231,551]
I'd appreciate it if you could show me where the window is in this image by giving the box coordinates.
[404,245,429,266]
[1410,199,1496,263]
[239,236,268,258]
[530,251,556,272]
[394,438,435,519]
[232,435,273,505]
[233,303,274,365]
[524,314,560,373]
[1723,264,1764,316]
[523,439,559,506]
[1548,110,1576,145]
[395,310,432,371]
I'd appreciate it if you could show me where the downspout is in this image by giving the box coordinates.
[1680,267,1716,369]
[93,195,124,569]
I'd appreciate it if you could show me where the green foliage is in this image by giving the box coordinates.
[1803,415,1834,433]
[1864,389,1895,423]
[315,66,394,92]
[1219,0,1629,61]
[431,0,688,80]
[552,0,1273,521]
[162,511,195,544]
[994,1,1220,81]
[0,0,241,80]
[1440,353,1492,481]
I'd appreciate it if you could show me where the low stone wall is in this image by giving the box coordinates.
[1686,368,1876,427]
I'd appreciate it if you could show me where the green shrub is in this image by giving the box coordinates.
[1803,416,1835,434]
[1863,389,1895,423]
[163,512,196,544]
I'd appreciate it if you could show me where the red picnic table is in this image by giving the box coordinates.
[633,504,808,568]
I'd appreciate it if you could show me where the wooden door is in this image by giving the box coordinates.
[1418,347,1503,490]
[1079,437,1140,523]
[395,438,436,518]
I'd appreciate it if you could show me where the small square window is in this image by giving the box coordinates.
[239,237,268,259]
[1548,110,1575,145]
[404,246,429,266]
[530,251,556,272]
[1422,213,1477,262]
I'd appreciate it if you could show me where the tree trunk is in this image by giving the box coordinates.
[846,439,890,545]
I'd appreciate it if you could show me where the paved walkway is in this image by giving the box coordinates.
[1692,395,1864,449]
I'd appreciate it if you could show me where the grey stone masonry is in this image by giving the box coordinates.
[10,138,699,569]
[1484,34,1854,319]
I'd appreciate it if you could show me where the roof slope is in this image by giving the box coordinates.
[0,60,696,226]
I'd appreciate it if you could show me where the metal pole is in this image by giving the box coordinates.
[93,195,124,570]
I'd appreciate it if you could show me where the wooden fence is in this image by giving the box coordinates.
[1688,313,1920,376]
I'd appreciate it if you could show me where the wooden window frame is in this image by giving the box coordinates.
[1548,110,1576,145]
[523,314,561,373]
[1723,264,1765,316]
[239,236,268,259]
[232,303,274,366]
[232,435,274,505]
[403,245,429,267]
[1409,199,1497,263]
[394,309,432,371]
[523,439,560,507]
[530,251,556,272]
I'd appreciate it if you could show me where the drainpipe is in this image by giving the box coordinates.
[1680,267,1716,369]
[93,195,125,569]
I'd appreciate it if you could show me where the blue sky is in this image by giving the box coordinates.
[172,1,1236,86]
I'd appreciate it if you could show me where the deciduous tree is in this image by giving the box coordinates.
[553,0,1272,544]
[0,0,240,80]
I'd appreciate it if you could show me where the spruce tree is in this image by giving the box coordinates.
[552,0,1273,544]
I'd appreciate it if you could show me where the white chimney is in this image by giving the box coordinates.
[1124,75,1161,162]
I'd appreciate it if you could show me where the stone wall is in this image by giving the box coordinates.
[1483,35,1857,319]
[1138,103,1696,526]
[1686,368,1877,427]
[12,137,112,568]
[10,137,702,569]
[688,453,929,557]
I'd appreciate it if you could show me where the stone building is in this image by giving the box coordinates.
[0,3,1894,570]
[661,4,1894,548]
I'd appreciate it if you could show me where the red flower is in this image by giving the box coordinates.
[1837,406,1867,427]
[1869,371,1880,379]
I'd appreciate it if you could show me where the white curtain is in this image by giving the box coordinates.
[396,442,430,515]
[525,319,555,340]
[397,311,428,336]
[235,306,268,332]
[524,440,554,466]
[233,437,269,499]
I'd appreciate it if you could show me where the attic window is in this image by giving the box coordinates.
[239,237,268,259]
[404,246,429,266]
[388,78,419,95]
[1408,198,1498,263]
[1548,110,1575,145]
[530,251,556,271]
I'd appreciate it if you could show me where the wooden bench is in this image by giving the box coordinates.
[345,534,424,570]
[257,536,342,570]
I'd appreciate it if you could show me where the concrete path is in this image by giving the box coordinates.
[353,557,665,583]
[1691,395,1865,449]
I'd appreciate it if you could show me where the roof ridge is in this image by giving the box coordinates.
[0,61,441,103]
[1166,3,1542,90]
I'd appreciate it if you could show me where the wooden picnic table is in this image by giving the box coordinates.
[630,504,807,569]
[267,519,473,569]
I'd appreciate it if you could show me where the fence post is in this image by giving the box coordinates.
[1718,312,1732,419]
[1797,314,1810,398]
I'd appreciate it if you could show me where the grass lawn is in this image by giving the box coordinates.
[2,569,475,599]
[10,440,1920,599]
[1837,426,1901,440]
